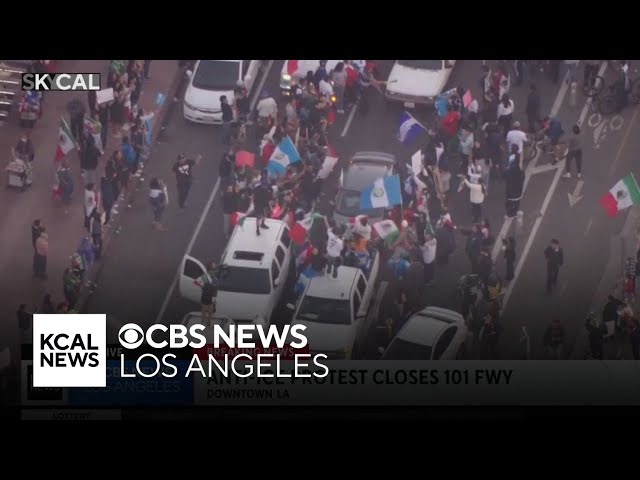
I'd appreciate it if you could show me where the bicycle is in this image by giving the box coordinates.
[524,131,568,164]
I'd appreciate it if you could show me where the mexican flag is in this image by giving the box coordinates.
[54,117,77,163]
[600,173,640,217]
[373,219,399,246]
[230,211,248,228]
[290,213,324,245]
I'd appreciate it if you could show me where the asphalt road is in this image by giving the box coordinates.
[86,60,639,359]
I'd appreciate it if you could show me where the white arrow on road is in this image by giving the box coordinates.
[568,180,584,207]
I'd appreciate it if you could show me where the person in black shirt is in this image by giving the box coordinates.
[503,236,516,281]
[32,219,44,251]
[221,184,238,240]
[544,239,564,294]
[172,153,202,209]
[252,181,272,235]
[526,84,541,133]
[219,151,234,183]
[201,280,217,325]
[220,95,233,146]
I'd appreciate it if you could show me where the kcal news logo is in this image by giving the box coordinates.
[33,314,106,387]
[22,73,101,91]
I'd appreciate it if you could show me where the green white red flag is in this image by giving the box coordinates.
[600,173,640,217]
[54,117,77,163]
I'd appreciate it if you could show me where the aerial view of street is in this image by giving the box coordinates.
[3,59,640,403]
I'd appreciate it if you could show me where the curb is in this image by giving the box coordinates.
[76,65,186,314]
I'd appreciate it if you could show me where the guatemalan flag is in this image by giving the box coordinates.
[267,136,301,177]
[360,175,403,210]
[397,111,425,146]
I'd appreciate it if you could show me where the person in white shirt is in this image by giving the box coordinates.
[256,90,277,121]
[421,234,437,285]
[467,160,482,184]
[497,94,515,137]
[319,75,334,98]
[84,183,97,231]
[506,121,529,154]
[459,175,486,223]
[352,215,372,241]
[326,227,344,277]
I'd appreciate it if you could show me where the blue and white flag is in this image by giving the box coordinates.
[397,111,425,146]
[360,175,402,210]
[267,136,301,176]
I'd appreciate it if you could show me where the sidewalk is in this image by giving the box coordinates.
[569,206,640,358]
[0,60,180,374]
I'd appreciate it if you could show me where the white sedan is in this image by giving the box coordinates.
[183,60,261,124]
[384,60,456,108]
[381,307,467,360]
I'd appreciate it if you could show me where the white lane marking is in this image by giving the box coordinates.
[154,178,221,325]
[491,67,574,262]
[502,164,564,308]
[154,61,274,325]
[530,163,563,175]
[585,216,594,235]
[610,114,624,131]
[588,112,601,128]
[341,104,358,137]
[491,217,513,261]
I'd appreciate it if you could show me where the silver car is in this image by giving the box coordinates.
[333,151,397,227]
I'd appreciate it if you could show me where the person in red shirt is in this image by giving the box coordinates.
[345,61,359,107]
[440,105,460,138]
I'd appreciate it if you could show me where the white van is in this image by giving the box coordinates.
[179,218,292,324]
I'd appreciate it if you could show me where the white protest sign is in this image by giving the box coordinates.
[96,88,114,105]
[411,150,423,175]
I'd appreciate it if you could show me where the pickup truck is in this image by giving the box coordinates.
[288,248,380,359]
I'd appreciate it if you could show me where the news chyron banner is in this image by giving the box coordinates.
[20,343,640,406]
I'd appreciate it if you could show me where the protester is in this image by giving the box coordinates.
[504,145,525,218]
[149,178,168,231]
[100,167,117,225]
[33,230,48,279]
[421,233,437,285]
[172,153,202,210]
[526,84,542,133]
[32,219,44,251]
[497,94,515,136]
[585,314,606,359]
[544,239,564,294]
[503,236,516,281]
[41,294,55,314]
[459,175,486,223]
[564,124,583,179]
[84,183,97,230]
[543,318,566,359]
[89,209,104,258]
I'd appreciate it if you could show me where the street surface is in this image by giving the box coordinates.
[7,60,640,361]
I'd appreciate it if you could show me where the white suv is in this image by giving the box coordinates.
[179,218,292,324]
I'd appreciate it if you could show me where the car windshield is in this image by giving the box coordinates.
[296,296,351,325]
[383,339,433,360]
[398,60,443,70]
[335,189,384,219]
[216,266,271,295]
[192,60,239,91]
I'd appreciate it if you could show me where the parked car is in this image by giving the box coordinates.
[381,307,467,360]
[179,218,292,324]
[384,60,456,108]
[333,151,396,227]
[183,60,261,124]
[289,250,380,359]
[280,60,342,96]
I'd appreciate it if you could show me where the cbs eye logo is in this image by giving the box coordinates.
[118,324,145,349]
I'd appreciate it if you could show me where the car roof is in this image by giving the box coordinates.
[351,151,396,166]
[304,267,359,300]
[343,163,390,191]
[396,307,463,346]
[224,218,285,267]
